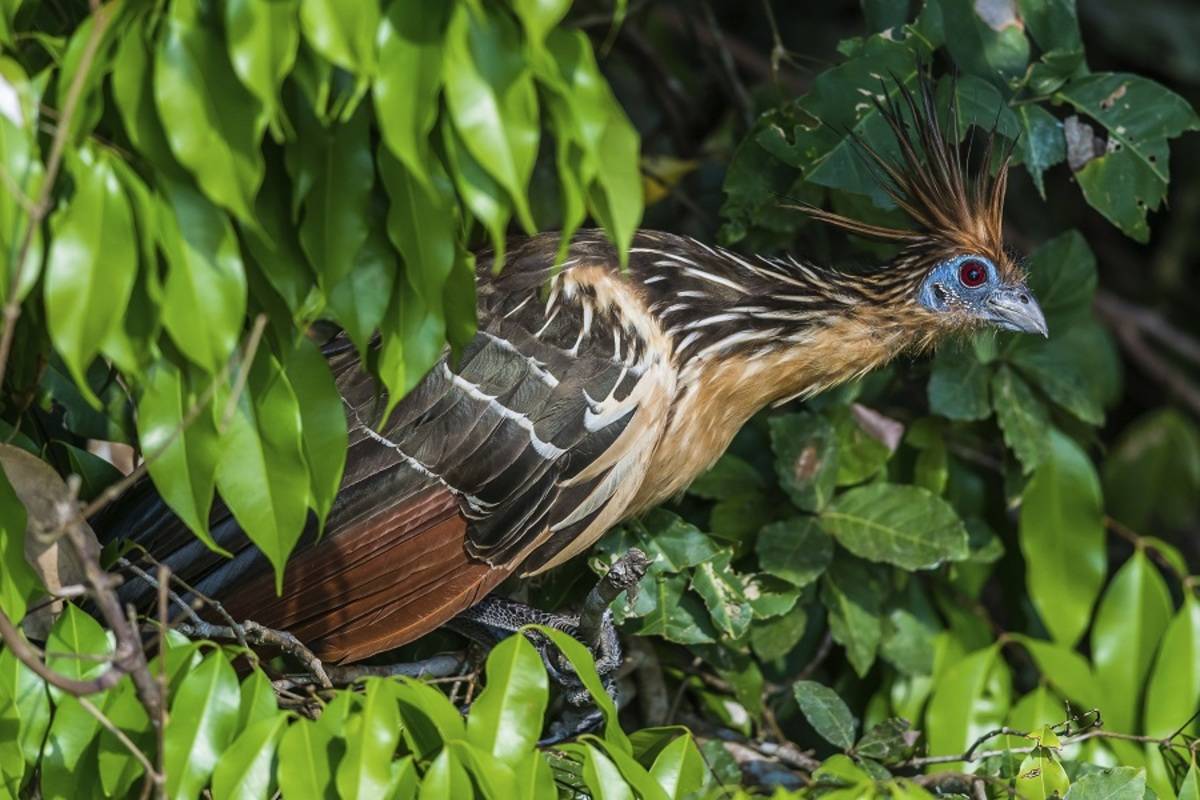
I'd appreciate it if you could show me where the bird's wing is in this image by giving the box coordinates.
[100,232,676,662]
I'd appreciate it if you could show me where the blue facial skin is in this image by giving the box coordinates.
[918,254,1048,336]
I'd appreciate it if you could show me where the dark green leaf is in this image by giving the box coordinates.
[770,412,837,511]
[1056,73,1200,242]
[992,366,1049,473]
[941,0,1030,82]
[929,345,992,421]
[293,105,373,290]
[379,146,458,311]
[327,230,397,359]
[0,645,51,794]
[820,483,968,570]
[687,454,765,501]
[690,553,753,639]
[1016,104,1066,198]
[1104,409,1200,531]
[755,517,833,588]
[820,555,885,677]
[794,680,858,750]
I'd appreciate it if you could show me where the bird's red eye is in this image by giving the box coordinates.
[959,260,988,288]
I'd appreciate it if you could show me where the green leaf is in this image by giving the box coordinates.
[165,649,240,800]
[820,483,968,570]
[440,118,512,265]
[1017,104,1067,198]
[1064,767,1146,800]
[0,453,36,622]
[137,360,226,553]
[421,747,474,799]
[1104,409,1200,531]
[690,553,753,639]
[532,625,631,754]
[336,679,402,800]
[855,718,917,764]
[299,0,378,76]
[929,345,992,421]
[284,336,347,530]
[327,230,398,359]
[992,366,1049,473]
[820,554,885,677]
[513,0,572,48]
[1180,763,1200,800]
[941,0,1030,82]
[211,713,287,800]
[1026,230,1099,330]
[925,644,1012,769]
[647,733,705,800]
[794,681,858,750]
[377,267,447,420]
[1012,634,1103,710]
[97,682,152,798]
[1017,748,1071,800]
[580,744,635,800]
[443,3,539,233]
[0,646,51,794]
[292,105,373,290]
[155,0,265,223]
[0,58,45,308]
[1057,73,1200,242]
[41,606,112,799]
[1008,321,1118,425]
[1091,551,1173,733]
[374,0,450,186]
[392,676,464,760]
[688,454,765,500]
[277,718,336,800]
[216,352,310,592]
[466,634,549,762]
[1144,593,1200,738]
[829,405,892,485]
[755,517,833,588]
[236,669,278,735]
[770,412,837,512]
[242,165,315,317]
[1019,429,1107,647]
[225,0,298,129]
[623,574,720,645]
[379,146,458,310]
[44,148,138,401]
[158,179,248,375]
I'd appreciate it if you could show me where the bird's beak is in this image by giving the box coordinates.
[984,285,1048,337]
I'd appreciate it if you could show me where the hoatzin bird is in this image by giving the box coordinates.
[99,79,1046,685]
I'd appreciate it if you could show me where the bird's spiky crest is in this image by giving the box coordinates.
[792,71,1019,281]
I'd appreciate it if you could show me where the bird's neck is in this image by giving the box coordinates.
[629,243,935,510]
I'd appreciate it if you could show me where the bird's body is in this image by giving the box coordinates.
[101,77,1047,667]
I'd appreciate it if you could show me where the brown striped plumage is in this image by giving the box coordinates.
[100,74,1045,664]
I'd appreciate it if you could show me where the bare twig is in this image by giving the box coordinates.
[77,695,160,784]
[699,1,755,130]
[172,620,332,689]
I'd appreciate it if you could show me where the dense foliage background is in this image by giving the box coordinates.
[0,0,1199,798]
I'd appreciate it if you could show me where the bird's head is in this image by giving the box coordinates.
[793,72,1048,338]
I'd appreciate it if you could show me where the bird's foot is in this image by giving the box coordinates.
[448,549,650,712]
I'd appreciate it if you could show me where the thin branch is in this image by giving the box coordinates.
[0,606,127,694]
[173,620,331,689]
[77,695,160,784]
[1095,292,1200,418]
[0,0,115,392]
